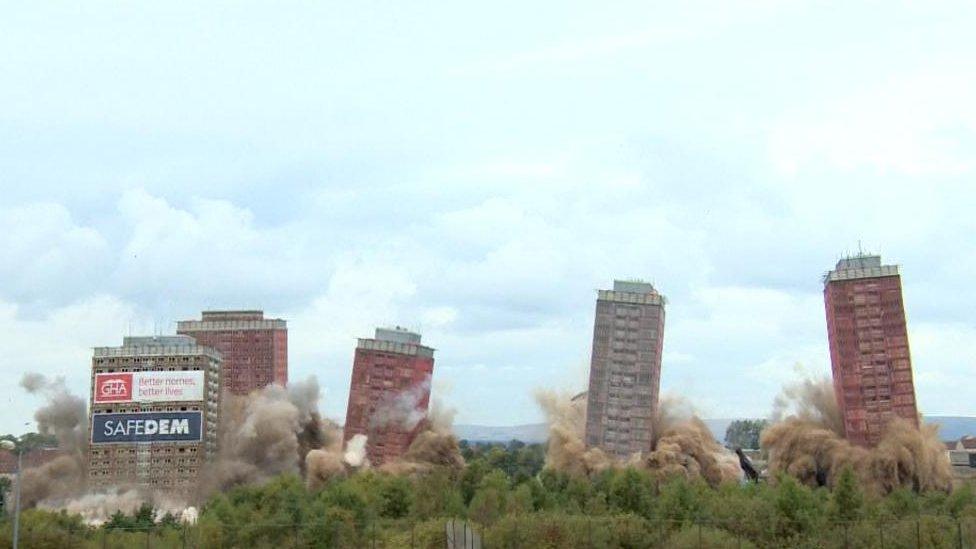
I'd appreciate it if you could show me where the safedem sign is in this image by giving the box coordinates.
[94,371,205,403]
[91,412,203,444]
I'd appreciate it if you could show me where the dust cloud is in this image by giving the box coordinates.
[13,369,469,523]
[534,390,611,476]
[16,374,87,507]
[639,396,742,485]
[380,399,466,476]
[15,374,197,524]
[370,376,432,431]
[38,489,197,526]
[761,377,952,494]
[14,373,350,522]
[534,390,740,486]
[209,377,343,492]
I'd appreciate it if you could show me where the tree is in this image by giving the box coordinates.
[460,458,491,504]
[513,444,545,482]
[608,468,653,518]
[319,480,369,528]
[946,482,976,518]
[459,439,473,461]
[773,475,820,538]
[1,432,58,452]
[829,466,863,522]
[412,468,464,520]
[132,503,156,530]
[468,470,510,525]
[724,420,768,450]
[657,476,705,524]
[0,476,10,516]
[468,487,504,526]
[380,476,412,518]
[104,510,132,530]
[508,484,533,515]
[157,512,179,529]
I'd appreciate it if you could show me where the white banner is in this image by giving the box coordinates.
[94,371,206,403]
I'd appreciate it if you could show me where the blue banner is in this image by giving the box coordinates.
[91,412,203,444]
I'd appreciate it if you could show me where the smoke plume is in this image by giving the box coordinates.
[304,435,370,491]
[14,372,384,520]
[370,376,432,431]
[761,377,952,494]
[534,390,611,476]
[380,399,466,476]
[15,374,200,525]
[209,377,340,492]
[37,488,197,526]
[343,434,369,468]
[304,449,348,491]
[17,374,88,507]
[535,390,740,486]
[638,396,742,485]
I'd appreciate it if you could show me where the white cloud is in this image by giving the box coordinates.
[420,306,458,328]
[910,322,976,416]
[284,256,418,419]
[0,202,109,305]
[0,295,141,434]
[2,1,976,431]
[113,189,322,310]
[663,286,830,418]
[769,66,976,176]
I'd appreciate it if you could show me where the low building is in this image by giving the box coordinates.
[944,437,976,486]
[946,436,976,452]
[0,447,62,478]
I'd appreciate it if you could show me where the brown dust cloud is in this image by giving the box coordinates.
[10,371,953,523]
[12,373,463,524]
[535,378,951,495]
[534,390,741,486]
[761,378,951,494]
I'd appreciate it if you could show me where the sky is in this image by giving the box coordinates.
[1,1,975,435]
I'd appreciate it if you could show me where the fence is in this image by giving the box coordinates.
[3,515,976,548]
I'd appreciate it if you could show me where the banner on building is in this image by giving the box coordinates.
[91,411,203,444]
[94,371,206,403]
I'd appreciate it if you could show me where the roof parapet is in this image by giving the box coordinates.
[824,254,900,284]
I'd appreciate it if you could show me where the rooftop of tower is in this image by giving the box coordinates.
[612,280,657,294]
[357,326,434,358]
[598,279,666,305]
[824,253,900,284]
[177,310,286,331]
[93,334,221,359]
[375,326,423,345]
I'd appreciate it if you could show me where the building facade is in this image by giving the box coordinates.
[824,254,919,446]
[88,336,221,492]
[584,280,666,458]
[177,310,287,395]
[343,327,435,465]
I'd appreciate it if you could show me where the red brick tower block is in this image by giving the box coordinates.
[824,255,918,446]
[343,327,434,465]
[177,310,287,395]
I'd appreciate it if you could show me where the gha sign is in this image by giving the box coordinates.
[94,371,206,403]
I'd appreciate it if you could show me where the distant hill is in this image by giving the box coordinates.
[454,423,549,444]
[454,421,732,444]
[925,417,976,441]
[455,416,976,444]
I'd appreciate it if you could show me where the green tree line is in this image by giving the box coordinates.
[2,442,976,548]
